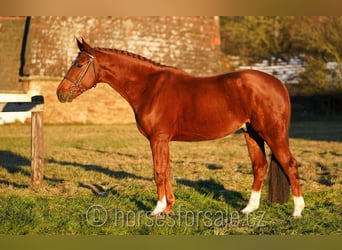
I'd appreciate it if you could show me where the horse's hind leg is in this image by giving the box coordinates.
[267,138,305,217]
[241,124,268,214]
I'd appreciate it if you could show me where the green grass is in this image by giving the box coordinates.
[0,122,341,235]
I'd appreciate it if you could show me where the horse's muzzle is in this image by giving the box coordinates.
[57,89,73,103]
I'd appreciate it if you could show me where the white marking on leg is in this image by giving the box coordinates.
[292,196,305,217]
[151,195,166,216]
[241,190,261,214]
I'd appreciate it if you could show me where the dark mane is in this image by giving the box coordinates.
[96,47,177,70]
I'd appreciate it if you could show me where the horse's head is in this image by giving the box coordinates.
[57,38,98,102]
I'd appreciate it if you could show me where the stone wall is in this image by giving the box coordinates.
[26,16,225,77]
[0,17,25,91]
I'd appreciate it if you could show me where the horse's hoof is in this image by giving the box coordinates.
[241,205,258,214]
[149,210,174,218]
[165,210,175,217]
[292,211,303,218]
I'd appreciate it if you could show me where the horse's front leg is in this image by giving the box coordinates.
[150,134,175,215]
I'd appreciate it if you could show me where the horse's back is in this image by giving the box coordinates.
[223,69,288,97]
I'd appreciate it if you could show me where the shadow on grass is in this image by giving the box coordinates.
[315,162,337,187]
[0,150,31,176]
[0,150,31,189]
[176,178,245,210]
[48,158,152,182]
[0,179,29,188]
[49,158,154,201]
[78,182,120,196]
[0,150,66,189]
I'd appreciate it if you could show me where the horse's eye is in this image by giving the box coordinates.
[76,63,83,68]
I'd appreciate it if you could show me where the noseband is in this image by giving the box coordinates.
[63,51,97,93]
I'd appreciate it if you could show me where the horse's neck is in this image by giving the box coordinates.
[97,51,157,109]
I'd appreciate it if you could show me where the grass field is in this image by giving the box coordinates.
[0,121,341,235]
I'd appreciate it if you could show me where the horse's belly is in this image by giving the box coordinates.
[172,117,246,142]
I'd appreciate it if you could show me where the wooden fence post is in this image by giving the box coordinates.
[30,95,44,189]
[1,94,45,189]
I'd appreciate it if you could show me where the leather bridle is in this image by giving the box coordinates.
[63,51,97,93]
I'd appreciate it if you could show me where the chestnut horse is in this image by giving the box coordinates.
[57,39,305,217]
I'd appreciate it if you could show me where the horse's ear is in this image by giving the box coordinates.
[81,38,93,54]
[76,38,83,51]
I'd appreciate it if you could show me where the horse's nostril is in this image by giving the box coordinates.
[57,89,65,103]
[65,90,73,102]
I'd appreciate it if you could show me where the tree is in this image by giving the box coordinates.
[220,16,342,94]
[220,16,296,64]
[292,17,342,93]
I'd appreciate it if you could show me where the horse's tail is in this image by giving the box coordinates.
[267,154,290,204]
